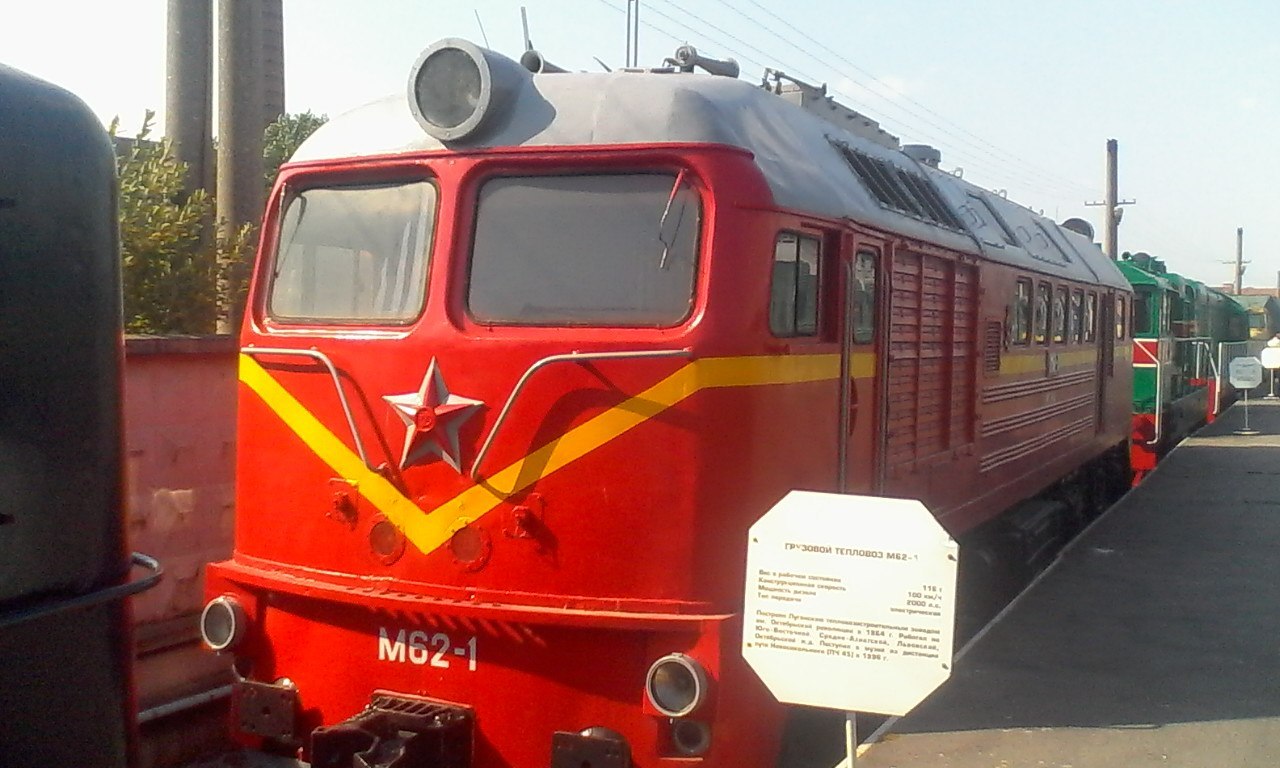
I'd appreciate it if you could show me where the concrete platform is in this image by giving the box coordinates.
[858,398,1280,767]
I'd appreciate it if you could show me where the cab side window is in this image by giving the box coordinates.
[1012,278,1032,345]
[853,251,876,344]
[1034,282,1050,344]
[770,232,820,336]
[1084,293,1098,342]
[1052,286,1067,343]
[1070,289,1083,342]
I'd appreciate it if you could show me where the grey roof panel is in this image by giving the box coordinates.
[293,58,1125,290]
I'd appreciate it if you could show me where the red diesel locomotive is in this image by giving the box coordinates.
[202,39,1132,768]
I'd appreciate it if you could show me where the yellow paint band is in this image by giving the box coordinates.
[240,351,874,556]
[999,347,1105,376]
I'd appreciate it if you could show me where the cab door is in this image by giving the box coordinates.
[838,237,883,494]
[1097,289,1115,430]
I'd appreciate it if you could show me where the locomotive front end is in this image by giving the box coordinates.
[204,39,789,768]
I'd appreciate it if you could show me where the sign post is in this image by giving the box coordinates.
[1260,338,1280,400]
[742,492,958,767]
[1229,356,1264,435]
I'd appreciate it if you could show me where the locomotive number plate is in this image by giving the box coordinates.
[378,627,478,671]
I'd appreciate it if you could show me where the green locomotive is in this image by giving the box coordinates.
[1118,252,1249,482]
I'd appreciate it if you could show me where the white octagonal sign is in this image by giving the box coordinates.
[742,491,958,716]
[1231,356,1264,388]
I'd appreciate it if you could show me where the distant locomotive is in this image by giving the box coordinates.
[1233,293,1280,341]
[1118,252,1249,482]
[202,39,1133,767]
[0,64,158,766]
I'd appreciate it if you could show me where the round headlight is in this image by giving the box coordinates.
[413,47,482,130]
[645,653,707,717]
[200,595,247,652]
[407,38,525,143]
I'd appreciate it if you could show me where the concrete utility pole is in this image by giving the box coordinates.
[1219,227,1250,293]
[216,0,265,333]
[260,0,285,130]
[165,0,213,194]
[1086,139,1135,259]
[1235,227,1246,295]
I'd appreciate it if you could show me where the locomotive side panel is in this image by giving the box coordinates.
[881,247,979,511]
[949,261,1131,533]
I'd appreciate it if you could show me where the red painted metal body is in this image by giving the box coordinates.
[206,88,1131,768]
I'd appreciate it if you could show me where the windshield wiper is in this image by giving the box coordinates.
[657,169,689,270]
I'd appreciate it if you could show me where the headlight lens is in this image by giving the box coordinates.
[200,595,247,652]
[407,38,524,143]
[412,47,482,130]
[644,653,707,717]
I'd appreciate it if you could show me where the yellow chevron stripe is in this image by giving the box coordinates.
[239,355,468,550]
[239,351,874,556]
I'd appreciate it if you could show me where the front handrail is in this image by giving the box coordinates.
[242,346,372,468]
[1146,338,1164,446]
[469,348,692,481]
[0,552,163,629]
[1148,336,1212,446]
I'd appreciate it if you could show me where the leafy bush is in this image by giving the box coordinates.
[263,110,327,194]
[114,111,252,334]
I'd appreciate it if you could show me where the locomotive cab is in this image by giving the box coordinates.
[209,40,815,768]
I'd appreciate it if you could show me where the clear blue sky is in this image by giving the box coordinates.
[4,1,1277,288]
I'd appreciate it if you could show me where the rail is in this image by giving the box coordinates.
[0,552,162,629]
[242,346,372,468]
[469,348,692,481]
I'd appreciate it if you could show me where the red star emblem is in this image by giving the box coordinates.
[383,358,483,472]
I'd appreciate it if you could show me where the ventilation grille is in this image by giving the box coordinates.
[835,143,966,231]
[984,321,1003,373]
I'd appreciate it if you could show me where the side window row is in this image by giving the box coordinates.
[768,231,877,343]
[1011,278,1126,345]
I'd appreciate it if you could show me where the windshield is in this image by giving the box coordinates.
[268,181,436,323]
[468,173,701,326]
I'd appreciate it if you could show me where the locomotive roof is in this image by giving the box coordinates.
[293,58,1128,291]
[1117,260,1172,290]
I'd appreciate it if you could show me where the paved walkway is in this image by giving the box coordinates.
[859,399,1280,768]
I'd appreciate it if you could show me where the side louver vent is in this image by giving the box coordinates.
[835,142,966,231]
[984,320,1003,373]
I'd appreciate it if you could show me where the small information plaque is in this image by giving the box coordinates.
[742,492,958,716]
[1230,356,1264,389]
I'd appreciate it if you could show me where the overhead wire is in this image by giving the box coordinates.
[641,0,1081,201]
[591,0,775,78]
[735,0,1099,199]
[593,2,1226,277]
[593,0,1095,211]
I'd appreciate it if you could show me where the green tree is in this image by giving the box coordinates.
[263,110,327,194]
[114,111,251,334]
